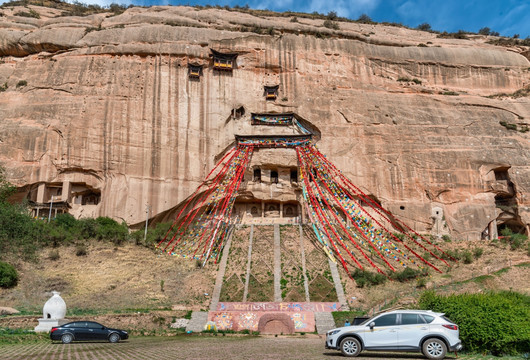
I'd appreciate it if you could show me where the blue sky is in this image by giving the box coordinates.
[4,0,529,38]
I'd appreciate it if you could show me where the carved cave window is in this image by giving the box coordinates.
[254,168,262,182]
[271,170,278,184]
[290,169,298,183]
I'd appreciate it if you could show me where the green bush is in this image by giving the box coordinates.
[323,19,339,30]
[419,290,530,355]
[473,247,484,259]
[462,250,473,264]
[500,228,528,250]
[352,269,387,288]
[131,222,173,248]
[390,267,427,282]
[0,261,18,288]
[332,310,367,326]
[48,249,60,261]
[75,244,87,256]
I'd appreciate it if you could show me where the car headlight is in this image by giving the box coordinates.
[328,330,341,336]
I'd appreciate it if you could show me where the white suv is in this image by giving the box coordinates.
[326,310,462,359]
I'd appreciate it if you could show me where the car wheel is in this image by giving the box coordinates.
[340,337,361,357]
[109,333,120,343]
[422,338,447,359]
[61,333,73,344]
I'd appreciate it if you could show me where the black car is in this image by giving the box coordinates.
[50,321,128,343]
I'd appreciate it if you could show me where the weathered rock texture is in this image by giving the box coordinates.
[0,4,529,239]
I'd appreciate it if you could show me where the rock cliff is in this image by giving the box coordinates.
[0,3,529,239]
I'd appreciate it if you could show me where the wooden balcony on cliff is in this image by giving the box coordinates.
[251,112,294,126]
[211,49,238,71]
[235,134,311,148]
[188,63,203,79]
[263,85,279,100]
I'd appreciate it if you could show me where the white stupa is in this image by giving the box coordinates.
[34,291,70,332]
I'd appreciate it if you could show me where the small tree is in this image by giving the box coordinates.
[0,166,15,203]
[0,261,18,288]
[417,22,431,31]
[478,27,491,35]
[357,14,372,24]
[327,11,337,20]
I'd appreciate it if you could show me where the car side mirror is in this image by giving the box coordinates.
[101,327,105,330]
[369,322,375,329]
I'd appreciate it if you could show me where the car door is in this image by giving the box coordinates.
[72,322,90,340]
[397,313,430,350]
[86,322,105,341]
[362,313,399,350]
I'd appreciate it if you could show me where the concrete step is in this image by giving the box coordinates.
[185,311,209,333]
[314,312,336,335]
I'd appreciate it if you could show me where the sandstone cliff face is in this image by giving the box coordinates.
[0,4,529,239]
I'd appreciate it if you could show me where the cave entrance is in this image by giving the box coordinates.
[497,219,527,236]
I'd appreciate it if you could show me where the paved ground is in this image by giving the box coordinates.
[0,335,504,360]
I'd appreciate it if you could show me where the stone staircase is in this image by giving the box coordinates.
[185,311,209,333]
[314,312,336,335]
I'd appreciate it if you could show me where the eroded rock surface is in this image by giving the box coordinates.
[0,4,529,239]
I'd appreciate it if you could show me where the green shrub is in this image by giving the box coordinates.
[131,222,173,248]
[75,244,87,256]
[442,234,451,242]
[0,261,18,288]
[323,19,339,30]
[54,213,77,230]
[48,249,60,261]
[500,228,528,250]
[462,250,473,264]
[94,217,129,244]
[332,310,367,326]
[16,80,27,88]
[390,267,427,282]
[14,9,40,19]
[419,290,530,355]
[416,277,427,288]
[352,269,387,287]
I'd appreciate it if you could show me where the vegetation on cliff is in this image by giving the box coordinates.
[0,166,129,262]
[1,0,529,45]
